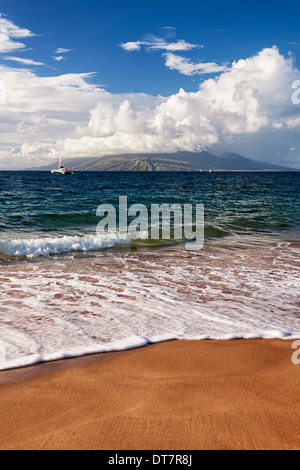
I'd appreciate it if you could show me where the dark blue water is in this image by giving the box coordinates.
[0,171,299,257]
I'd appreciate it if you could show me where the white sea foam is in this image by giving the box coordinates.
[0,243,299,370]
[0,233,131,257]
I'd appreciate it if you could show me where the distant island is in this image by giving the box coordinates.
[26,151,295,172]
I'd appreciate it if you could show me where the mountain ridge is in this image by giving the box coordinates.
[26,151,295,172]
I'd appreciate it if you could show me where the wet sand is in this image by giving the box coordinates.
[0,339,299,450]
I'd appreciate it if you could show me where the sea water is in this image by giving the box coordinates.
[0,171,299,369]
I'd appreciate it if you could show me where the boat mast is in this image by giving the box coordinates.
[58,139,63,168]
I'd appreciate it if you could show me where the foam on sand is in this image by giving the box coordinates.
[0,243,299,370]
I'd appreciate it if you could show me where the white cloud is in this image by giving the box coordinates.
[0,64,162,167]
[53,56,66,62]
[61,47,300,165]
[55,48,71,54]
[286,117,300,129]
[273,122,283,129]
[164,53,229,75]
[4,56,45,66]
[0,46,300,168]
[121,35,202,52]
[0,14,34,53]
[52,48,71,63]
[0,65,106,166]
[121,41,143,52]
[120,33,227,77]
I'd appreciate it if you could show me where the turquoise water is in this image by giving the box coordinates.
[0,171,299,257]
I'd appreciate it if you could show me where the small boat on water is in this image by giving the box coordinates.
[51,141,73,175]
[51,165,73,175]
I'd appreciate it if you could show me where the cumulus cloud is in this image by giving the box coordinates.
[164,53,229,75]
[61,47,299,159]
[0,65,107,166]
[0,46,300,168]
[120,35,202,52]
[0,64,162,167]
[0,14,34,53]
[62,95,218,156]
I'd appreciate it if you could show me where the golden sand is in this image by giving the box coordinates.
[0,339,299,450]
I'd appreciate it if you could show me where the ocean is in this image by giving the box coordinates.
[0,171,299,369]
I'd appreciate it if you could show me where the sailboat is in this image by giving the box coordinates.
[51,140,73,175]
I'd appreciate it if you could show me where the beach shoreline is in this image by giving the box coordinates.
[0,338,299,450]
[0,349,129,386]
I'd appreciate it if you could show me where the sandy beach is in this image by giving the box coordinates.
[1,0,300,454]
[0,339,299,450]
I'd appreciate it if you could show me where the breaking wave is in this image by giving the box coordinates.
[0,233,131,258]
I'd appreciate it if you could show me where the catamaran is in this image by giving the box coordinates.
[51,141,73,175]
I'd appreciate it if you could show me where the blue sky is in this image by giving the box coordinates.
[0,0,300,168]
[2,0,300,94]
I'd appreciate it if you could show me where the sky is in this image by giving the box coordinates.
[0,0,300,168]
